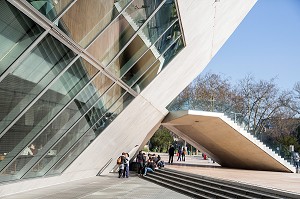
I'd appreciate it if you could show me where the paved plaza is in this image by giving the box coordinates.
[1,153,300,198]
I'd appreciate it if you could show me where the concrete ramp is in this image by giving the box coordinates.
[162,110,295,173]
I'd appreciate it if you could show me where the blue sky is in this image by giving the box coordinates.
[203,0,300,91]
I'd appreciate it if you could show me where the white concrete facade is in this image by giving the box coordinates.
[0,0,257,196]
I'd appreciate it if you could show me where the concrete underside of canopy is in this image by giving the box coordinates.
[162,110,292,173]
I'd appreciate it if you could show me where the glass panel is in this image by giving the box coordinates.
[132,36,184,92]
[121,21,181,87]
[107,11,178,78]
[87,0,162,66]
[57,0,132,48]
[0,35,76,134]
[161,36,184,69]
[46,92,134,176]
[11,74,113,171]
[0,1,44,75]
[0,58,100,182]
[132,59,160,92]
[24,84,128,177]
[27,0,74,21]
[143,0,177,51]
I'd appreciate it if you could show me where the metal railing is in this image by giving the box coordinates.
[167,99,293,165]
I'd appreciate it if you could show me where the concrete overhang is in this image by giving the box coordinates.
[162,110,294,173]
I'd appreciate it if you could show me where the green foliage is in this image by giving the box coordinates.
[278,135,300,153]
[150,126,173,152]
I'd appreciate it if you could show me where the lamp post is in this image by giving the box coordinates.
[208,96,216,112]
[231,111,242,123]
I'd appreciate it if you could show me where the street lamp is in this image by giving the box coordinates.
[231,111,242,123]
[208,96,216,112]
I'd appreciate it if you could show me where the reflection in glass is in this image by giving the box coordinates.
[132,36,184,92]
[46,92,134,176]
[0,35,76,135]
[121,21,181,87]
[27,0,74,21]
[57,0,132,48]
[87,0,162,66]
[107,10,178,79]
[24,84,127,177]
[0,1,44,75]
[161,36,184,69]
[0,59,100,182]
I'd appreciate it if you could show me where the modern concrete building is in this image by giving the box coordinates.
[2,0,293,196]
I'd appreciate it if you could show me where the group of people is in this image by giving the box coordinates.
[117,152,130,178]
[168,145,187,164]
[117,151,165,178]
[136,151,165,176]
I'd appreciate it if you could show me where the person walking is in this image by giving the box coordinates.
[168,145,175,164]
[177,147,182,161]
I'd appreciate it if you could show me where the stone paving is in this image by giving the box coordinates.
[0,172,191,199]
[1,153,300,198]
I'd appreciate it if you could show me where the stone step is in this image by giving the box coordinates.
[143,168,299,199]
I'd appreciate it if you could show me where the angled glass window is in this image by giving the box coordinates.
[87,0,162,66]
[0,34,76,136]
[121,21,181,88]
[0,58,99,182]
[132,36,184,92]
[56,0,132,48]
[26,0,74,21]
[0,0,44,75]
[107,9,179,79]
[46,92,134,176]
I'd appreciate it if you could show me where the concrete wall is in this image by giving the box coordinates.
[65,0,257,182]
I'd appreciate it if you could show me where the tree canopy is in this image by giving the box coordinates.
[167,72,300,154]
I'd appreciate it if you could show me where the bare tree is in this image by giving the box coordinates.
[235,74,297,136]
[168,72,300,155]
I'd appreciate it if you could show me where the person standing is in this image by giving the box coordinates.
[136,151,145,175]
[182,147,186,161]
[294,151,300,173]
[123,153,130,178]
[168,145,175,164]
[117,153,125,178]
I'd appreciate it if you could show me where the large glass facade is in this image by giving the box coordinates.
[0,0,184,183]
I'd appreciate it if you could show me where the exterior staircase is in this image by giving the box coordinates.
[162,110,296,173]
[143,168,300,199]
[219,112,296,172]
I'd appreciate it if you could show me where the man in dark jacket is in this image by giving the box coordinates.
[136,151,145,175]
[168,145,175,164]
